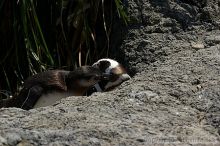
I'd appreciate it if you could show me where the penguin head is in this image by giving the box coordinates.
[92,58,131,92]
[67,66,104,87]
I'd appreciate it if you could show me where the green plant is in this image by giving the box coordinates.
[0,0,128,98]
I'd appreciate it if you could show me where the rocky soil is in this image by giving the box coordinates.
[1,0,220,145]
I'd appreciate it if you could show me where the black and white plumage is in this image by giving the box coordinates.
[0,66,106,110]
[86,58,131,95]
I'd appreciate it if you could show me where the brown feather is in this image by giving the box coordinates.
[24,70,69,91]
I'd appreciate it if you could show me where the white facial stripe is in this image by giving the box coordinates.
[92,58,119,74]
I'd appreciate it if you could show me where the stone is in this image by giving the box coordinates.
[1,0,220,145]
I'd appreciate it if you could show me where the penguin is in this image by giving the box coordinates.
[0,66,109,110]
[86,58,131,95]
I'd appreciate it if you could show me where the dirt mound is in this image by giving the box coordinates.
[1,0,220,145]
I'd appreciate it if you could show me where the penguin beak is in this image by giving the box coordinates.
[121,73,131,81]
[103,73,131,91]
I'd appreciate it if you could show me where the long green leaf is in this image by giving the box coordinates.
[29,0,54,65]
[0,0,5,10]
[114,0,129,25]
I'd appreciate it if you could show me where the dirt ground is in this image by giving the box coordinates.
[0,0,220,145]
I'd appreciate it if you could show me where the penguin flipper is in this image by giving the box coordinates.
[19,86,44,110]
[0,98,11,108]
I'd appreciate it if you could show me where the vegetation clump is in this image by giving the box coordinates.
[0,0,128,97]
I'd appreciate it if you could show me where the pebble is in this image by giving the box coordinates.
[191,43,205,50]
[0,136,7,145]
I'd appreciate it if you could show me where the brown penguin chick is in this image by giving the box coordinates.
[0,66,105,110]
